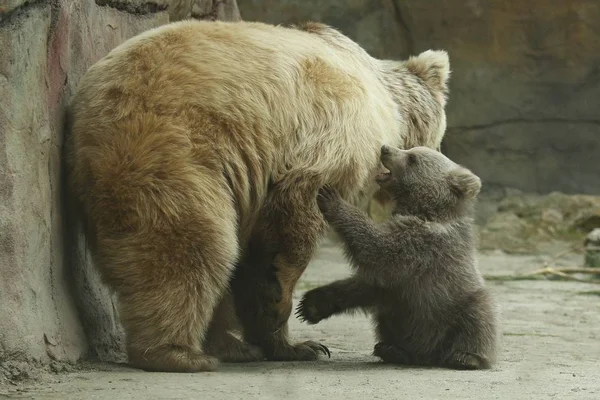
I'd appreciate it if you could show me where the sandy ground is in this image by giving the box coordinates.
[1,241,599,400]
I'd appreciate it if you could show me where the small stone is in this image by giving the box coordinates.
[584,228,600,245]
[584,228,600,268]
[541,208,563,224]
[572,209,600,232]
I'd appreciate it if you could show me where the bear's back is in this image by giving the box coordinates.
[73,20,388,122]
[70,20,402,200]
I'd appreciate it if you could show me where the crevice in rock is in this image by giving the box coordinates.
[0,0,51,27]
[448,118,600,132]
[46,1,61,51]
[95,0,167,15]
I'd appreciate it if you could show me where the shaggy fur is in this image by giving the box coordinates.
[297,146,498,370]
[65,19,451,372]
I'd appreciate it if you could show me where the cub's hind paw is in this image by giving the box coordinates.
[446,352,490,370]
[373,342,411,365]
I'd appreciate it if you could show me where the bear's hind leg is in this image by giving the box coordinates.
[73,116,242,372]
[101,204,238,372]
[118,263,223,372]
[203,292,264,362]
[233,180,330,361]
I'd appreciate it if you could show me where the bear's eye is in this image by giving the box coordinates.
[407,153,418,166]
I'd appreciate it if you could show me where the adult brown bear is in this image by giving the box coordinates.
[65,20,450,372]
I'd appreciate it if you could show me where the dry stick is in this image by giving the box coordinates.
[485,269,600,284]
[530,267,600,275]
[484,246,600,284]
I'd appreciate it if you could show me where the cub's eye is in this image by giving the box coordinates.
[407,153,417,165]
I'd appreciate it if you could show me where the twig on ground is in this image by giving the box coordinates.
[485,267,600,284]
[532,267,600,275]
[484,246,600,284]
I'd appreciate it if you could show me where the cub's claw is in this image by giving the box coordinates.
[295,295,322,325]
[316,185,341,214]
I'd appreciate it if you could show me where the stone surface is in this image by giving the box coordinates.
[1,0,85,377]
[0,0,29,16]
[95,0,169,14]
[169,0,240,21]
[0,0,239,380]
[477,192,600,254]
[240,0,600,195]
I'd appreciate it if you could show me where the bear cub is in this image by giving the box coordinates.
[296,145,498,370]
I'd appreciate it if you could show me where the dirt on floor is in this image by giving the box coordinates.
[1,241,599,400]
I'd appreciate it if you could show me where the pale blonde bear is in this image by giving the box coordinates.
[66,19,451,372]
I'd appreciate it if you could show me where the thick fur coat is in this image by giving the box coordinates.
[66,20,451,371]
[298,146,499,369]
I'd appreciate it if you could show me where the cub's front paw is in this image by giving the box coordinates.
[296,287,338,325]
[316,185,342,215]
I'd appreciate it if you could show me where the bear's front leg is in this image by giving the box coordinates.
[232,182,330,361]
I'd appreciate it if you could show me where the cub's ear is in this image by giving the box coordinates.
[447,167,481,199]
[405,50,450,96]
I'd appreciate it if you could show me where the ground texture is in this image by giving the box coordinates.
[1,241,599,399]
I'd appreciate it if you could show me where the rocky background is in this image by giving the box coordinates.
[1,0,599,383]
[240,0,600,195]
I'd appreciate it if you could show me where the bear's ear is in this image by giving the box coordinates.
[405,50,450,95]
[447,167,481,199]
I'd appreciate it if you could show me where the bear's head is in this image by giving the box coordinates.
[376,145,481,221]
[381,50,451,152]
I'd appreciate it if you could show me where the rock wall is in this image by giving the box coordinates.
[239,0,600,195]
[0,0,239,380]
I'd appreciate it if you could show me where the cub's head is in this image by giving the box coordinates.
[376,145,481,221]
[381,50,451,152]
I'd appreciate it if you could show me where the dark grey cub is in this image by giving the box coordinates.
[297,145,498,370]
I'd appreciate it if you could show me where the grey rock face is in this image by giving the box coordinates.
[240,0,600,195]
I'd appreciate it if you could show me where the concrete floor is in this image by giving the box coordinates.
[1,242,599,399]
